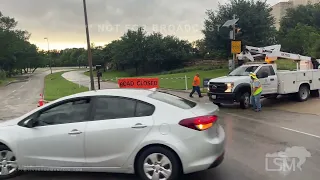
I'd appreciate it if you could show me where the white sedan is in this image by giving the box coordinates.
[0,89,225,180]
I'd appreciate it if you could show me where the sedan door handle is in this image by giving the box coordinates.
[270,78,275,81]
[132,123,147,129]
[68,129,82,135]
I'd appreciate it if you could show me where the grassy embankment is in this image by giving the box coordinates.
[83,60,297,90]
[0,77,16,86]
[276,59,297,70]
[85,66,229,90]
[44,71,88,101]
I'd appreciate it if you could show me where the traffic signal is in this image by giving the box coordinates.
[236,28,241,33]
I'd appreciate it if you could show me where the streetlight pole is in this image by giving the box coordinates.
[82,0,95,90]
[44,37,52,74]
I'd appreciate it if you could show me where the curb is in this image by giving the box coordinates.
[5,79,28,86]
[42,76,46,101]
[159,88,209,96]
[159,88,189,93]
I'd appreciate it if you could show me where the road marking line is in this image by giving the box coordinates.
[279,126,320,139]
[226,113,320,139]
[12,90,16,93]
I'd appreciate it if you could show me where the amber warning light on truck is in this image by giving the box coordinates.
[118,78,159,89]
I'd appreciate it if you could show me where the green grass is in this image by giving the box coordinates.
[276,59,297,70]
[0,77,16,86]
[85,67,229,90]
[141,69,229,89]
[44,71,89,101]
[83,59,298,90]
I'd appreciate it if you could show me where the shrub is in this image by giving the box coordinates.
[0,70,6,80]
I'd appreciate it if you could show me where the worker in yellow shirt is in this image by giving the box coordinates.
[249,72,262,112]
[189,73,203,98]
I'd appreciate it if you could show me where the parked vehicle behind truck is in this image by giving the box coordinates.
[207,45,320,109]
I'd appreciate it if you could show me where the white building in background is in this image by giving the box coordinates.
[271,0,320,30]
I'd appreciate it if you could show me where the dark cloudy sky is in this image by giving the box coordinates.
[0,0,280,50]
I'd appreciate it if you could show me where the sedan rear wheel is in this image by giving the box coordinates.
[0,145,19,179]
[136,146,181,180]
[144,153,172,179]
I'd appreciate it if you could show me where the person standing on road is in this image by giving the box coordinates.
[311,58,320,69]
[189,73,203,98]
[249,72,262,112]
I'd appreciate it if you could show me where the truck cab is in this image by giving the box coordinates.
[207,63,278,109]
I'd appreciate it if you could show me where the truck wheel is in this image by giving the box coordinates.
[297,85,310,102]
[214,103,221,107]
[240,92,250,109]
[310,90,319,98]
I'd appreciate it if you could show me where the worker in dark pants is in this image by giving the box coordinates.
[189,73,203,98]
[250,72,262,112]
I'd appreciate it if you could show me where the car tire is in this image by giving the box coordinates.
[296,85,310,102]
[136,146,181,180]
[240,92,250,109]
[310,90,319,98]
[214,103,221,107]
[0,145,20,180]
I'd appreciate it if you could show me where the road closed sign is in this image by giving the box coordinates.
[118,78,159,89]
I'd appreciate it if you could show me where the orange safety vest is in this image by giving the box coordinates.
[192,76,200,86]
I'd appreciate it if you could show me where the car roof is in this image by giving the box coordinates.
[61,88,155,100]
[242,63,271,67]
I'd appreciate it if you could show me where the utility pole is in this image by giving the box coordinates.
[232,14,236,70]
[222,14,239,70]
[44,38,52,74]
[82,0,95,90]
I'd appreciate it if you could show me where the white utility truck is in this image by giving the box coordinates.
[207,45,320,109]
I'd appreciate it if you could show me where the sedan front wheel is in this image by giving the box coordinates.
[0,145,19,180]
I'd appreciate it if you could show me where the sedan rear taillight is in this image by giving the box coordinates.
[179,115,218,131]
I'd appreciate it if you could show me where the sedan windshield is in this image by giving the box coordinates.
[229,66,259,76]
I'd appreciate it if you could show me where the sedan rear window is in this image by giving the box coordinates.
[148,91,196,109]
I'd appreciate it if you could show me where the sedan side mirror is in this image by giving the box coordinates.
[23,113,39,128]
[23,118,35,128]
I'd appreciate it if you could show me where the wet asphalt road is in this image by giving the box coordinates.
[0,68,75,120]
[0,70,46,120]
[1,70,319,180]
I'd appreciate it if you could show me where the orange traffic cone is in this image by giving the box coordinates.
[38,94,44,107]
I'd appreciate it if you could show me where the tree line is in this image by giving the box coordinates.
[47,30,193,75]
[1,0,319,78]
[0,12,47,78]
